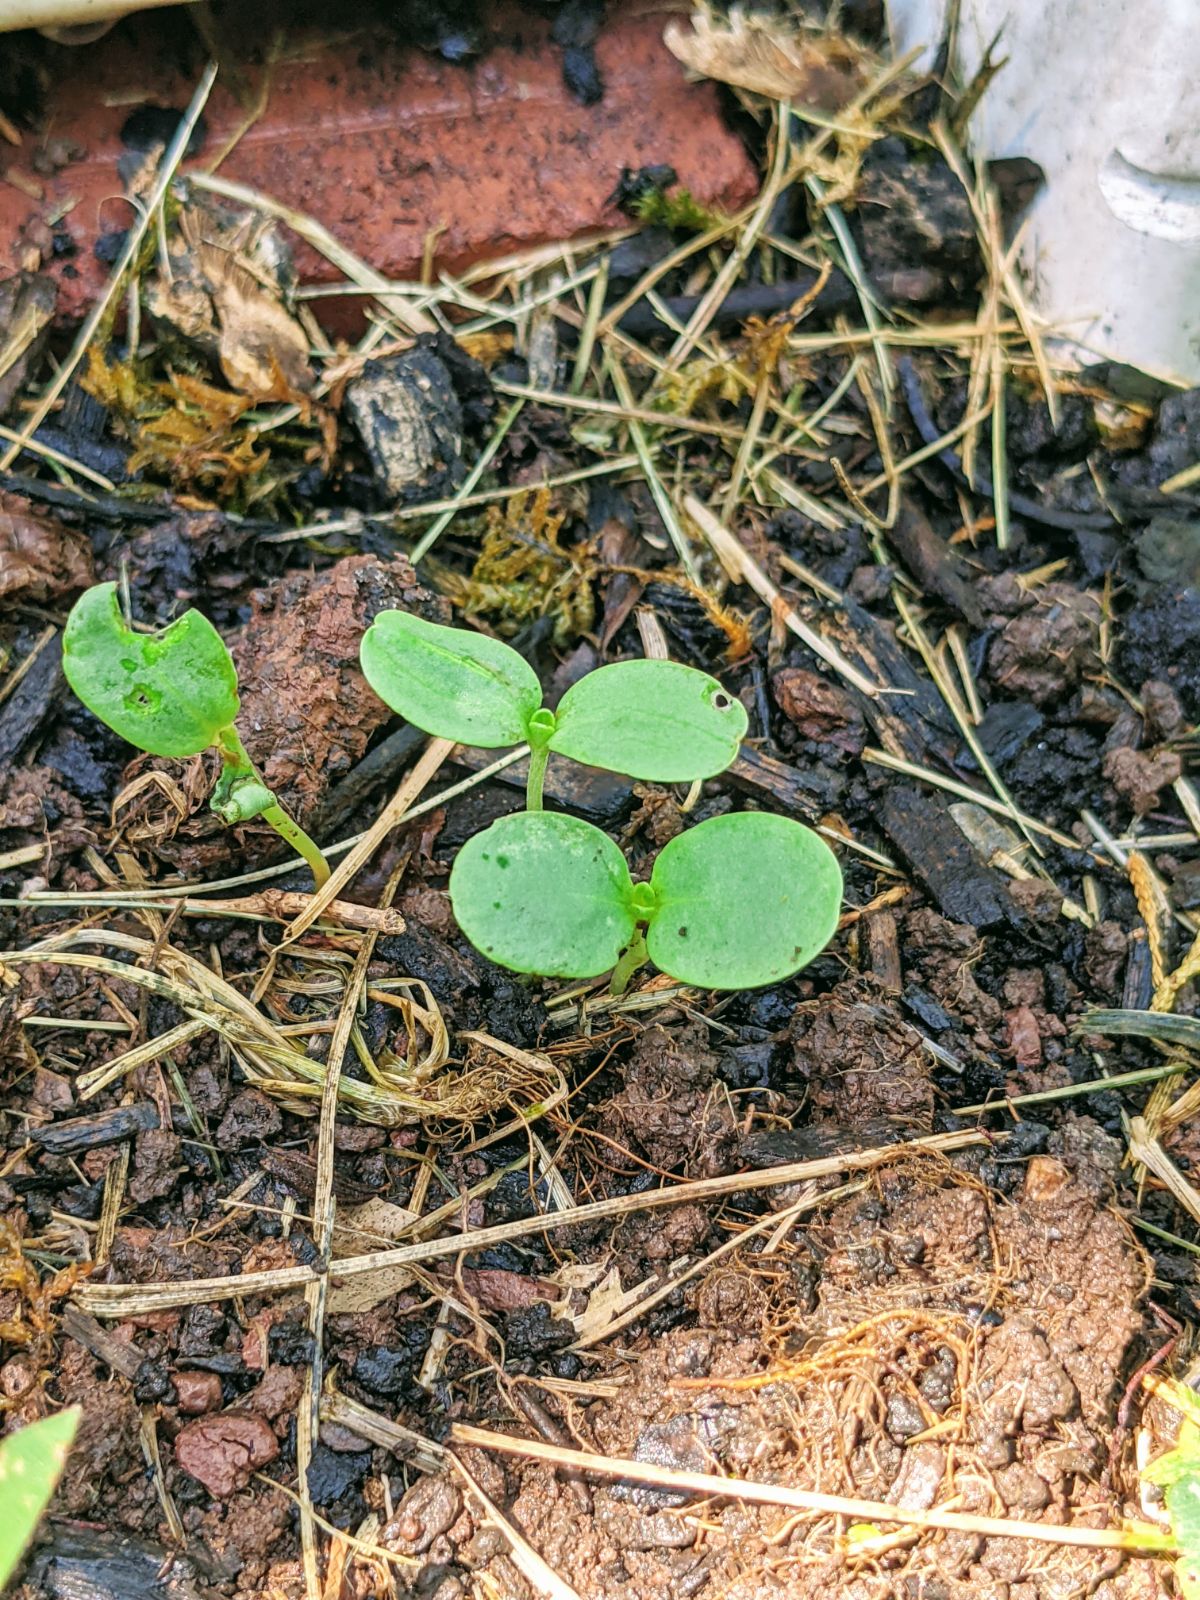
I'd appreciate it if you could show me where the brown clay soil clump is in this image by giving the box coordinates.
[400,1135,1152,1600]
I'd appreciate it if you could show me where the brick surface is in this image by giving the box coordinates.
[1,2,758,324]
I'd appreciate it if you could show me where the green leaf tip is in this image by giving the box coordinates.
[549,659,747,782]
[0,1406,81,1589]
[360,611,541,748]
[449,809,841,990]
[62,582,238,759]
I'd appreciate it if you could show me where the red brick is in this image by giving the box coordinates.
[1,2,758,326]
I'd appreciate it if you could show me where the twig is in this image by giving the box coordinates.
[571,1181,862,1350]
[0,421,116,489]
[16,747,526,904]
[297,854,404,1598]
[449,1427,1174,1552]
[75,1128,989,1314]
[281,739,453,943]
[10,890,404,933]
[450,1453,581,1600]
[1161,459,1200,495]
[953,1061,1193,1118]
[320,1391,444,1473]
[0,626,56,711]
[864,747,1083,850]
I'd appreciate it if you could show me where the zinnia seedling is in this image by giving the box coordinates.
[449,810,842,991]
[63,583,330,886]
[359,611,748,808]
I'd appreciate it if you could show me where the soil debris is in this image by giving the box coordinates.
[2,14,1198,1600]
[174,1411,281,1499]
[0,493,91,604]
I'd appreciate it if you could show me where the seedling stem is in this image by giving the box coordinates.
[525,709,557,809]
[211,726,331,888]
[609,931,649,996]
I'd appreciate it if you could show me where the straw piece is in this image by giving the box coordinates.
[74,1128,988,1314]
[282,739,453,944]
[190,171,436,335]
[684,493,882,697]
[450,1426,1173,1553]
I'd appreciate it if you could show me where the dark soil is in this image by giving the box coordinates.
[3,8,1200,1599]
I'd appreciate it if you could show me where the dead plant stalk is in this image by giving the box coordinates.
[449,1428,1173,1553]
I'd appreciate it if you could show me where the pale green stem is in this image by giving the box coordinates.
[260,804,331,889]
[524,708,557,811]
[215,727,331,889]
[609,931,649,997]
[525,744,550,812]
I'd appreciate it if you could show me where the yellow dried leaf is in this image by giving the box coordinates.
[664,5,867,108]
[196,242,314,402]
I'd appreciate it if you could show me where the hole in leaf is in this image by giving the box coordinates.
[123,683,162,714]
[712,692,731,710]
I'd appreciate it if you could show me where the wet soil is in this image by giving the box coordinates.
[3,12,1200,1599]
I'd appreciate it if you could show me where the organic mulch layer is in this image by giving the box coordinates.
[2,3,1200,1598]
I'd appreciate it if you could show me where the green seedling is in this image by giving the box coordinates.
[359,611,748,809]
[450,809,842,991]
[63,583,330,887]
[0,1406,80,1589]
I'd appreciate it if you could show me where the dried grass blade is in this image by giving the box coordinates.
[190,171,436,335]
[1127,1113,1200,1228]
[451,1452,582,1600]
[282,739,452,943]
[684,493,882,696]
[449,1426,1172,1551]
[75,1129,987,1315]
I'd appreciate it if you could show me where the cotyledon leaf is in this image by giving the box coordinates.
[62,582,239,759]
[0,1407,81,1590]
[360,611,542,748]
[450,811,637,979]
[646,812,842,990]
[549,659,748,782]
